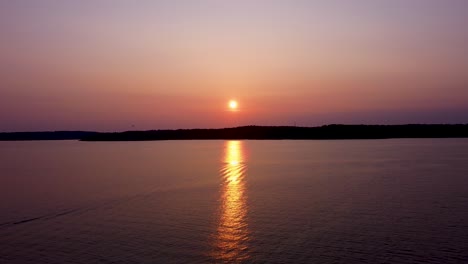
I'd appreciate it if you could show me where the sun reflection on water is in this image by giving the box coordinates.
[212,141,250,262]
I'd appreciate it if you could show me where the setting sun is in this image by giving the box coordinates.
[229,100,238,110]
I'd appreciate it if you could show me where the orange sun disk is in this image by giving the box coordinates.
[229,100,238,110]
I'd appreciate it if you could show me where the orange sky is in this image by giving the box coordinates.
[1,1,467,131]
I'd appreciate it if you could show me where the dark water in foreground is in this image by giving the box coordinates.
[1,139,468,263]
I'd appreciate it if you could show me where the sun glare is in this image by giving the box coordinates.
[229,100,238,110]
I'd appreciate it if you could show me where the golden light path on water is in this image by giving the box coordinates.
[213,141,250,262]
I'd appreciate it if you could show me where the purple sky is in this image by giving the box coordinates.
[1,1,467,131]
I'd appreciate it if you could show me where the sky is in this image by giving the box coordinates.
[1,0,467,131]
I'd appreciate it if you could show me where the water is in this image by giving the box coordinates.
[1,139,468,263]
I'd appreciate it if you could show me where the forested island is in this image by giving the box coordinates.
[80,124,468,141]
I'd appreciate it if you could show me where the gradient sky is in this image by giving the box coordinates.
[1,0,467,131]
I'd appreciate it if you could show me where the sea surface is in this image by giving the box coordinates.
[1,139,468,263]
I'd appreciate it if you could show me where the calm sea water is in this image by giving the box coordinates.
[1,139,468,263]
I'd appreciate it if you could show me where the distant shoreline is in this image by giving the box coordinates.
[1,125,468,141]
[0,131,97,141]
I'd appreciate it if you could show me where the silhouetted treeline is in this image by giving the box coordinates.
[2,125,467,141]
[0,131,98,141]
[80,125,468,141]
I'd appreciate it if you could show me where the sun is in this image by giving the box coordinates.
[228,100,238,110]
